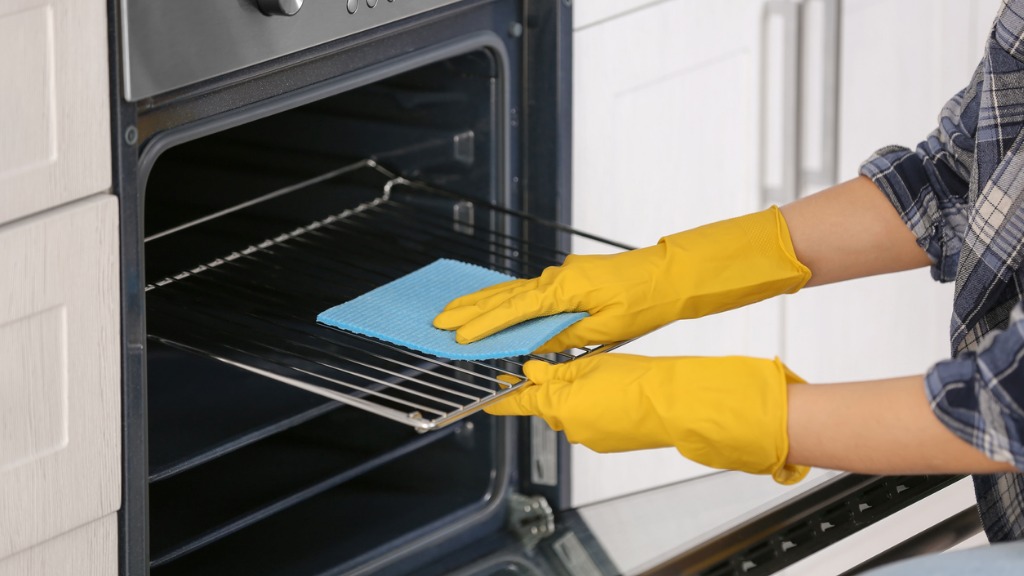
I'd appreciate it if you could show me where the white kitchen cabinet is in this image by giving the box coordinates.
[0,0,118,565]
[0,0,111,226]
[831,0,999,176]
[784,0,1001,383]
[572,0,786,506]
[0,195,121,560]
[573,0,786,357]
[573,0,666,29]
[0,514,117,576]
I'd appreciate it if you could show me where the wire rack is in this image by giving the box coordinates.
[145,160,629,431]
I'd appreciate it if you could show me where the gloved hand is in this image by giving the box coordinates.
[486,353,809,485]
[434,206,811,353]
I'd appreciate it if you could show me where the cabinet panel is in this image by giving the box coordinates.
[0,306,68,471]
[573,0,665,30]
[0,0,111,225]
[574,1,769,247]
[0,514,116,576]
[572,0,776,506]
[834,0,991,185]
[785,272,954,383]
[0,196,120,558]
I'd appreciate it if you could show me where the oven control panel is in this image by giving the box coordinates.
[122,0,467,101]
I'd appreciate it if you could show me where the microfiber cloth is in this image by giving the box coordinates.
[316,258,587,360]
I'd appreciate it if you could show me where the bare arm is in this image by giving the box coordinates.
[778,179,1009,472]
[780,176,932,287]
[787,377,1015,474]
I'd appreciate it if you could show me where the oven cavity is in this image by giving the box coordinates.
[142,53,514,575]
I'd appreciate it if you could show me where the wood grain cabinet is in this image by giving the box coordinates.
[0,196,120,562]
[0,0,111,226]
[0,514,117,576]
[0,0,118,571]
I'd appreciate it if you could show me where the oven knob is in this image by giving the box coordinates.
[256,0,303,16]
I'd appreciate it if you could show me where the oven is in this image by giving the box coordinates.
[110,1,981,575]
[115,2,585,574]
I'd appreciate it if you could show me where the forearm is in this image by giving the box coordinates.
[787,376,1015,475]
[780,176,932,287]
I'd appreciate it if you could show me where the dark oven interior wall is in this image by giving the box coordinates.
[141,52,510,576]
[143,52,502,281]
[107,0,575,574]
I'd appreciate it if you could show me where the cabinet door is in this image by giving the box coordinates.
[784,0,999,383]
[0,514,116,576]
[0,0,111,225]
[832,0,997,181]
[572,0,781,506]
[0,196,120,559]
[573,0,666,29]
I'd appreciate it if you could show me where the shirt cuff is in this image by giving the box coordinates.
[926,342,1024,470]
[860,145,963,282]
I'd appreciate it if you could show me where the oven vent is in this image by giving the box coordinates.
[145,160,627,432]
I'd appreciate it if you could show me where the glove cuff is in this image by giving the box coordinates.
[664,356,811,484]
[770,359,810,485]
[769,205,813,294]
[661,206,813,319]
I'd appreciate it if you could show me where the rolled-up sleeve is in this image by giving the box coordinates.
[860,70,980,283]
[927,301,1024,469]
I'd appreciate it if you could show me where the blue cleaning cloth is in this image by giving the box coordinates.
[317,259,586,361]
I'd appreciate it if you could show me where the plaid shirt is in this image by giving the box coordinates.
[860,0,1024,542]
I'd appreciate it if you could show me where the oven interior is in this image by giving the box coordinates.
[139,49,580,575]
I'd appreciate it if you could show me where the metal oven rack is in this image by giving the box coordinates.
[145,160,629,432]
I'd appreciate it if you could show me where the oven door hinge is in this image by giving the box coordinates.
[508,492,555,548]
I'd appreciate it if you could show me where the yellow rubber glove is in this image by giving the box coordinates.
[434,206,811,353]
[487,353,809,485]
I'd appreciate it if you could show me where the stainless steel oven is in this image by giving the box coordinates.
[110,1,980,575]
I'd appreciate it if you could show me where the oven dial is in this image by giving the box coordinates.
[256,0,303,16]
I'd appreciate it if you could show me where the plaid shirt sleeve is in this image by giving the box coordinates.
[927,302,1024,468]
[859,78,978,283]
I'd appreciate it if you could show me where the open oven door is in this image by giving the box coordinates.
[429,470,979,576]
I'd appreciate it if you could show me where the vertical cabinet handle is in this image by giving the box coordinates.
[760,0,802,208]
[800,0,841,189]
